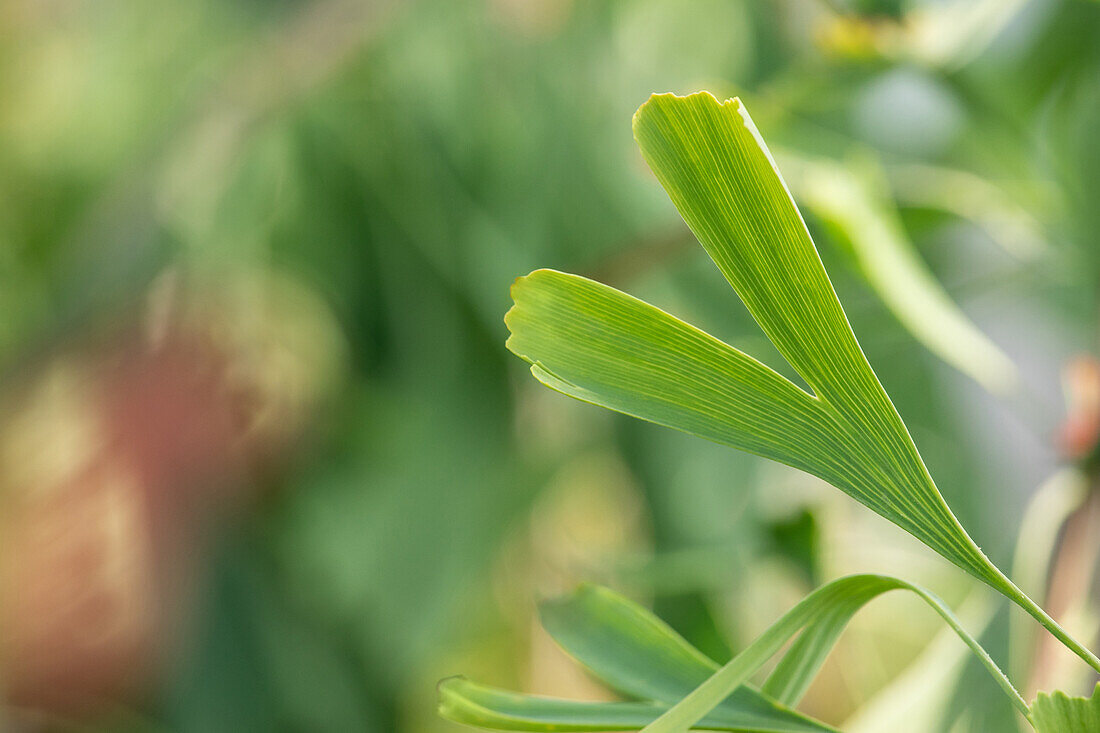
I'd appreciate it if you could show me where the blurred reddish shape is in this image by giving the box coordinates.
[1058,356,1100,461]
[0,328,253,717]
[0,269,343,720]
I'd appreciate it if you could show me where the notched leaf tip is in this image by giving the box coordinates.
[506,268,560,307]
[504,269,569,359]
[632,91,743,131]
[503,271,537,352]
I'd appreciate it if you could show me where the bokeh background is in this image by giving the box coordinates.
[3,0,1100,730]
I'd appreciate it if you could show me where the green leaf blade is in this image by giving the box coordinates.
[538,583,721,703]
[630,92,1015,592]
[538,584,834,732]
[506,270,839,480]
[438,677,671,732]
[761,600,854,707]
[631,92,871,411]
[439,585,838,733]
[437,677,836,732]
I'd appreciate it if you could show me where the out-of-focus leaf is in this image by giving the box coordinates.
[539,584,832,730]
[540,583,722,703]
[901,0,1031,69]
[1028,683,1100,733]
[887,163,1049,261]
[437,677,836,732]
[508,92,1097,673]
[819,0,1032,69]
[637,574,1026,733]
[792,156,1017,394]
[438,584,835,732]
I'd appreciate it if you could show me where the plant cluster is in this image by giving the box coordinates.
[439,92,1100,733]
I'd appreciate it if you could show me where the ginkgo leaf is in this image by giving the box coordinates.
[636,574,1027,733]
[506,91,1099,674]
[628,92,978,576]
[437,677,836,732]
[1028,683,1100,733]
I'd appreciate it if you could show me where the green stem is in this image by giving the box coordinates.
[1018,590,1100,673]
[954,500,1100,676]
[992,564,1100,675]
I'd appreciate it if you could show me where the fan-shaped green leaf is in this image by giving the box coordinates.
[629,91,986,582]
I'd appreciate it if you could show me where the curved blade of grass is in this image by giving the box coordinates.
[538,584,831,731]
[1028,683,1100,733]
[637,574,1027,733]
[437,677,837,732]
[759,598,854,707]
[794,155,1017,395]
[507,91,1098,673]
